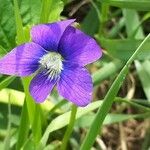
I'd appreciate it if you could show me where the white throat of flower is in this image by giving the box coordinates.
[39,52,63,80]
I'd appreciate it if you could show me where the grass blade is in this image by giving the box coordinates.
[101,0,150,11]
[80,33,150,150]
[0,76,16,91]
[16,101,29,150]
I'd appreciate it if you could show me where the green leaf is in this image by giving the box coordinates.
[129,12,150,38]
[0,142,4,150]
[92,60,124,86]
[81,5,99,36]
[0,45,7,57]
[39,101,103,148]
[0,88,53,110]
[18,0,41,25]
[48,0,64,22]
[97,37,150,60]
[0,88,25,106]
[0,0,16,50]
[0,0,42,50]
[39,96,150,149]
[76,113,150,128]
[40,0,64,23]
[101,0,150,11]
[142,60,150,77]
[123,9,144,38]
[135,60,150,101]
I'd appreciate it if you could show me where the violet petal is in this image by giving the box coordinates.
[57,63,93,107]
[0,42,46,76]
[58,26,102,66]
[31,19,75,51]
[29,71,58,103]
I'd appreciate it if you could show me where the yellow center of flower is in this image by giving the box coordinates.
[39,52,63,79]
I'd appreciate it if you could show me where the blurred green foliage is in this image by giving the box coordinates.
[0,0,150,150]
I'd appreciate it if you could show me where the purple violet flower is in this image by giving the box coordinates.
[0,19,102,107]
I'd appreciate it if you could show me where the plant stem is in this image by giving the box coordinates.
[13,0,42,147]
[115,97,150,112]
[60,104,77,150]
[16,101,29,150]
[98,3,109,37]
[40,0,52,23]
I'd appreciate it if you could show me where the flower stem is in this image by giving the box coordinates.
[60,104,77,150]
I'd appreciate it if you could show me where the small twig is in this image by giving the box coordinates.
[96,136,107,150]
[119,123,128,150]
[69,0,91,17]
[4,93,11,150]
[126,73,136,99]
